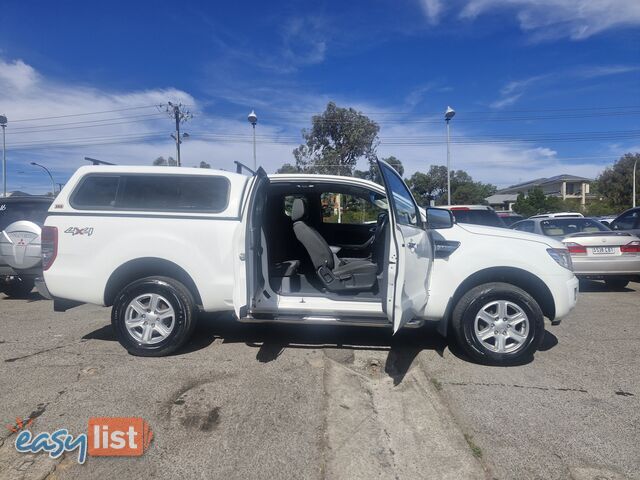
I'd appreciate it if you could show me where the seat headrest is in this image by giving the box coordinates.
[291,198,307,222]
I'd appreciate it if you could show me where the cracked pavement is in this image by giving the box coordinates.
[0,278,639,479]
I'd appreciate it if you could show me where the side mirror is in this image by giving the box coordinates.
[426,207,454,229]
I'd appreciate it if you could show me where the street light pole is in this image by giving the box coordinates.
[444,106,456,205]
[633,157,638,208]
[30,162,56,196]
[1,115,7,198]
[248,110,258,170]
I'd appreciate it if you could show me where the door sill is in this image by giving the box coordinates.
[239,313,424,329]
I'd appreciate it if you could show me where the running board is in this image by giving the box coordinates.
[238,314,424,329]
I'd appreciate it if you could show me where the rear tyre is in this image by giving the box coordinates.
[112,276,197,357]
[604,277,629,291]
[2,277,35,299]
[451,282,545,366]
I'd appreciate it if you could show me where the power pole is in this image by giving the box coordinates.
[160,102,192,166]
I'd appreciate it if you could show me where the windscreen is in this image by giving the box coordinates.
[540,218,610,237]
[0,201,51,230]
[451,209,506,228]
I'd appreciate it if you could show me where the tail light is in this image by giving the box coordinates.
[565,242,587,254]
[42,226,58,271]
[621,241,640,253]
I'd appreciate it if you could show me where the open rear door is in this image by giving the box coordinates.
[233,167,270,318]
[377,160,432,333]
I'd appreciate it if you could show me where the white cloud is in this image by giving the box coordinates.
[489,75,547,109]
[281,16,328,66]
[488,64,637,109]
[375,121,609,188]
[0,57,625,194]
[414,0,640,39]
[459,0,640,40]
[0,59,39,92]
[419,0,445,24]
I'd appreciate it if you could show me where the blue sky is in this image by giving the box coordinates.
[1,0,639,193]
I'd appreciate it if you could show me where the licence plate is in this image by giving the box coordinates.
[591,247,616,254]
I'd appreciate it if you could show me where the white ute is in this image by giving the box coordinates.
[42,161,578,364]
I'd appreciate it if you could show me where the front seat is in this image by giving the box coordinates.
[291,198,378,292]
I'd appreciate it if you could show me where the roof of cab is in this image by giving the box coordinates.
[71,165,247,180]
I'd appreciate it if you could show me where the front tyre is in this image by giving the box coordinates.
[451,282,545,365]
[112,276,197,357]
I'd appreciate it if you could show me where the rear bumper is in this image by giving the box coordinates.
[572,255,640,276]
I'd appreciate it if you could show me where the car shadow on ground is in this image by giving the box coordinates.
[198,314,452,385]
[83,313,560,384]
[0,291,47,302]
[578,278,639,293]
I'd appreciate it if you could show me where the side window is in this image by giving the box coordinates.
[119,176,229,212]
[612,211,639,230]
[320,190,384,224]
[72,174,230,212]
[71,176,120,209]
[378,164,420,227]
[514,221,535,233]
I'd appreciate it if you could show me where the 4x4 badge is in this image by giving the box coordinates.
[64,227,94,237]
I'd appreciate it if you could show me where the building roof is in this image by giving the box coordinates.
[485,194,519,204]
[497,174,592,194]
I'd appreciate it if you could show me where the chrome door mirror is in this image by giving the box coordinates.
[426,207,454,229]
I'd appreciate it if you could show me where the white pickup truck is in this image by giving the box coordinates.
[42,160,578,364]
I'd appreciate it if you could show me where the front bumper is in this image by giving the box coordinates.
[547,274,579,325]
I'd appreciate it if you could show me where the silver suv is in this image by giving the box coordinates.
[0,196,52,298]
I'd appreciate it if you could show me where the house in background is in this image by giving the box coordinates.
[485,193,519,212]
[486,174,594,210]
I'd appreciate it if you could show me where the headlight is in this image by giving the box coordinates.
[547,248,573,271]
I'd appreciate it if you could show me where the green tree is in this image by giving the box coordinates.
[381,156,404,176]
[293,102,380,176]
[276,163,301,174]
[153,156,177,166]
[595,153,639,210]
[406,165,495,206]
[512,187,572,216]
[199,161,211,169]
[357,156,405,184]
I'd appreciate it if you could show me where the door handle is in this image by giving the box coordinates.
[407,241,417,250]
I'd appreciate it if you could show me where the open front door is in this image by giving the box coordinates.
[233,167,270,318]
[377,160,432,333]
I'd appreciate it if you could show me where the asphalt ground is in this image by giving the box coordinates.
[0,278,638,480]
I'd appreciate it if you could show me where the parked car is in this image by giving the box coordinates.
[443,205,506,228]
[0,195,53,298]
[609,207,640,238]
[510,217,639,289]
[43,162,578,365]
[591,215,618,227]
[497,212,524,227]
[529,212,584,219]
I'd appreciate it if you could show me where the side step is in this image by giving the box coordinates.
[238,314,424,329]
